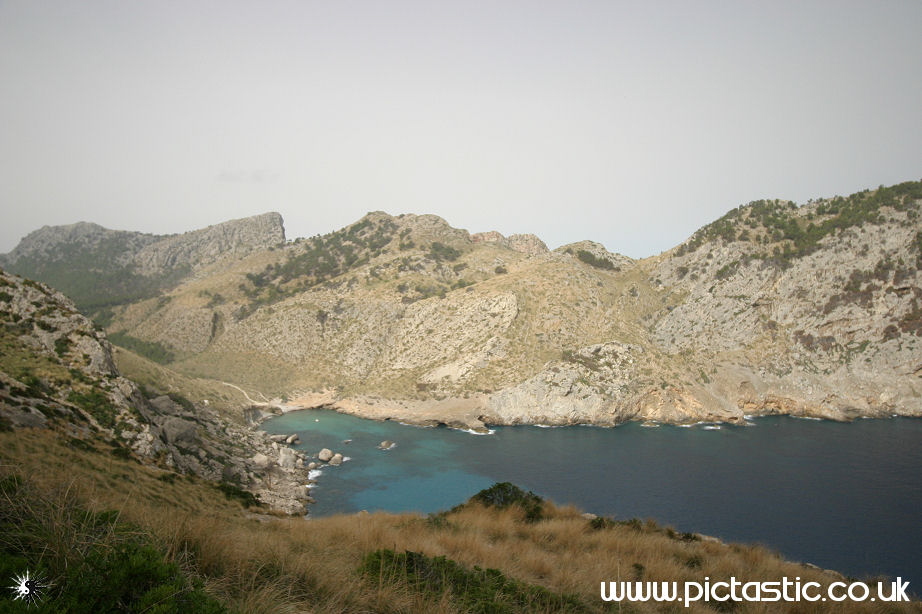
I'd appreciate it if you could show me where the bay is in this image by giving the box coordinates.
[263,411,922,587]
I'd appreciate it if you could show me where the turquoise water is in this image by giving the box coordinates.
[263,411,922,587]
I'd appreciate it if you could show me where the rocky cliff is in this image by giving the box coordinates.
[0,266,311,514]
[7,181,922,428]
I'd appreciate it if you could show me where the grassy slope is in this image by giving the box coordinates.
[112,346,253,420]
[2,430,919,613]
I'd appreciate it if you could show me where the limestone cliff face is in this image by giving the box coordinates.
[471,230,549,255]
[7,182,922,428]
[481,185,922,425]
[132,212,285,275]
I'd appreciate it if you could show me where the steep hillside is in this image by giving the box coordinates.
[7,180,922,428]
[8,443,907,614]
[0,267,311,513]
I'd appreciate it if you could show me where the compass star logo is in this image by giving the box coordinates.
[8,570,50,606]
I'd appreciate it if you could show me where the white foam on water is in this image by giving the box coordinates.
[454,427,496,435]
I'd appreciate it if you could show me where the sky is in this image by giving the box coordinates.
[1,1,921,259]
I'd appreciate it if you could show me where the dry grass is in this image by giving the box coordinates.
[113,346,253,419]
[1,429,919,613]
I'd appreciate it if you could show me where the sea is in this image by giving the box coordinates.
[262,410,922,588]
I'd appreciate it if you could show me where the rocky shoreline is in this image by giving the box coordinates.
[265,383,921,435]
[221,369,922,517]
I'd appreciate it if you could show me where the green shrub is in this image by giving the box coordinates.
[215,482,261,508]
[0,471,226,613]
[427,242,461,262]
[715,260,740,280]
[469,482,545,522]
[575,250,615,270]
[359,549,587,613]
[35,319,57,332]
[167,393,194,412]
[54,336,71,357]
[588,515,616,530]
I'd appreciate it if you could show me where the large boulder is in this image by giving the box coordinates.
[159,416,197,445]
[251,453,272,469]
[149,395,185,416]
[278,447,298,469]
[318,448,334,462]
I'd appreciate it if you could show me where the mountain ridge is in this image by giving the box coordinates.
[0,212,285,311]
[4,180,922,428]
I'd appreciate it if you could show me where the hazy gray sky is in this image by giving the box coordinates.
[1,1,920,258]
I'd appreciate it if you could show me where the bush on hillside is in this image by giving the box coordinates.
[469,482,545,522]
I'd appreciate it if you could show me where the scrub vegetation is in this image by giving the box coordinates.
[678,180,922,266]
[2,430,917,613]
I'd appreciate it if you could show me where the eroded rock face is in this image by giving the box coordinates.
[0,268,313,515]
[133,212,285,275]
[471,231,549,256]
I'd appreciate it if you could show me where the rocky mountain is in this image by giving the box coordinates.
[6,180,922,429]
[0,266,311,514]
[0,212,285,311]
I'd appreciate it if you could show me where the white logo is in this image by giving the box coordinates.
[8,570,50,606]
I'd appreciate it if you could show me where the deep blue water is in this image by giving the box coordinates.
[263,412,922,588]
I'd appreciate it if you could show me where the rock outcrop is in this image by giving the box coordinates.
[132,212,285,275]
[0,267,311,514]
[471,231,549,255]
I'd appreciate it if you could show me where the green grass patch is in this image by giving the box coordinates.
[108,332,174,365]
[67,390,117,429]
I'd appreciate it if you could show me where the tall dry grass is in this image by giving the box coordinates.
[1,429,919,613]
